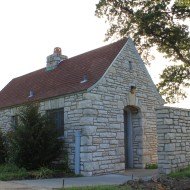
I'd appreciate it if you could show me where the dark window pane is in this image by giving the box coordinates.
[129,61,133,70]
[47,108,64,136]
[12,115,18,129]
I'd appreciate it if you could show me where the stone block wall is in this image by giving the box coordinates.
[156,106,190,174]
[83,38,164,175]
[0,109,14,133]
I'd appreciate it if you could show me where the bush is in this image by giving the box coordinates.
[7,103,63,170]
[29,167,53,179]
[0,130,6,164]
[0,163,73,181]
[0,164,27,181]
[0,163,20,173]
[145,163,158,169]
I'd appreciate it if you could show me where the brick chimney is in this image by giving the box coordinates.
[46,47,68,71]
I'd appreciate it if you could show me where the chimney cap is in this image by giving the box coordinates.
[46,47,68,71]
[54,47,62,55]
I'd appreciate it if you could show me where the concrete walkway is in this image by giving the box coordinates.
[0,180,49,190]
[123,169,158,178]
[0,169,158,189]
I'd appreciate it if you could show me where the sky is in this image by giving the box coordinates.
[0,0,189,108]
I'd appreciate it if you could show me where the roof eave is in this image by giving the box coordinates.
[0,89,88,111]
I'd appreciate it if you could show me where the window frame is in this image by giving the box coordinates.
[129,60,133,71]
[47,108,64,137]
[11,115,18,129]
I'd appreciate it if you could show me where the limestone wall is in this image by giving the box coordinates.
[82,38,164,175]
[0,108,14,133]
[156,107,190,174]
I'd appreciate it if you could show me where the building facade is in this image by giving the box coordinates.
[0,38,164,176]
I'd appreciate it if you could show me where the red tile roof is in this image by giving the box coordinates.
[0,38,127,109]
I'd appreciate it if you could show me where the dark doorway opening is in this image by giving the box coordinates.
[124,108,133,169]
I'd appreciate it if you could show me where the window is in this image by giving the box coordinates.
[47,108,64,136]
[11,115,18,129]
[129,61,133,70]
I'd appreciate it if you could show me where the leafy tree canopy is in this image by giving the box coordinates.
[96,0,190,103]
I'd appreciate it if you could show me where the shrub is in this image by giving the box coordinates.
[0,163,20,173]
[0,164,27,181]
[29,167,53,179]
[7,103,63,170]
[0,130,6,164]
[0,163,73,181]
[145,163,158,169]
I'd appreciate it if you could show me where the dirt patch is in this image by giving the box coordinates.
[122,176,190,190]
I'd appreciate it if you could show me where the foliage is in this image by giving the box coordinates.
[158,65,190,103]
[29,167,53,179]
[169,165,190,178]
[7,103,63,170]
[0,164,73,181]
[0,163,24,173]
[0,130,6,164]
[96,0,190,103]
[0,164,27,181]
[145,163,158,169]
[57,151,71,173]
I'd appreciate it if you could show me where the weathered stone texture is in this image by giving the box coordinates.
[84,38,164,175]
[156,107,190,174]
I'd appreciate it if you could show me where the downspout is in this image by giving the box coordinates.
[75,131,81,174]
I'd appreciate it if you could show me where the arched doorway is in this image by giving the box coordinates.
[124,105,142,169]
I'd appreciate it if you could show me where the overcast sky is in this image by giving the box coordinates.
[0,0,189,108]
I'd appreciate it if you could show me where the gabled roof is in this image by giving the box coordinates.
[0,38,127,109]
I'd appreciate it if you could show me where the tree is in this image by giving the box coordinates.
[7,104,63,170]
[96,0,190,103]
[0,130,6,164]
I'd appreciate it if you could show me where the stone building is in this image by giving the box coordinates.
[0,38,164,176]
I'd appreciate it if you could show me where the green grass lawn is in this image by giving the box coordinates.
[0,164,72,181]
[169,165,190,178]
